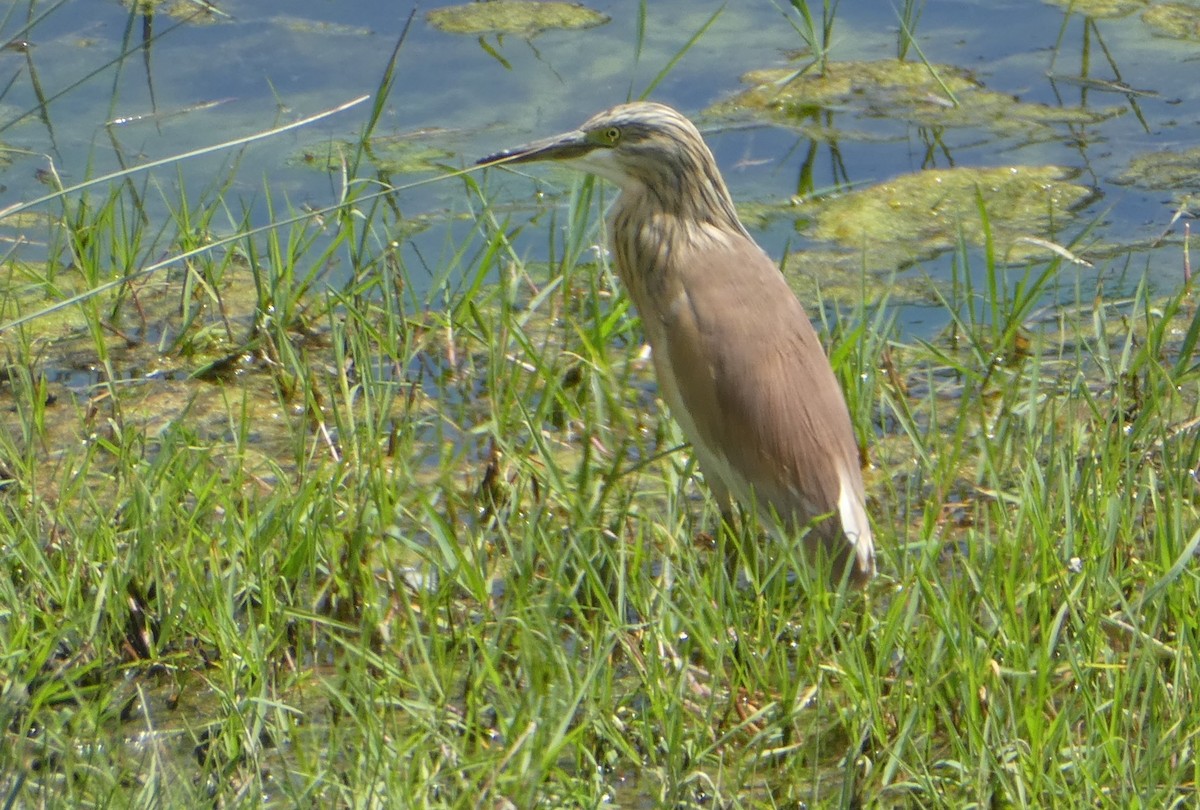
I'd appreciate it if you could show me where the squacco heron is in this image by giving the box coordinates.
[479,102,875,586]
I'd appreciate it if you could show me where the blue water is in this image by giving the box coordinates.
[0,0,1195,342]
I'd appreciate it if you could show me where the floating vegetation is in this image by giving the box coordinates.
[1118,145,1200,190]
[271,16,373,37]
[1042,0,1147,18]
[710,60,1121,138]
[782,247,939,308]
[0,210,58,231]
[794,166,1096,272]
[1142,3,1200,41]
[295,133,455,175]
[426,1,609,36]
[123,0,225,23]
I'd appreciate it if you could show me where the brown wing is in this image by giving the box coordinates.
[646,231,872,573]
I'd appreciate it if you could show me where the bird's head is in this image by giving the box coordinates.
[480,101,747,237]
[479,102,724,200]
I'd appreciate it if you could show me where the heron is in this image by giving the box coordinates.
[479,101,875,587]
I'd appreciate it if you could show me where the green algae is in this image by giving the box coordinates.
[272,16,373,37]
[123,0,224,23]
[1119,145,1200,190]
[792,165,1095,276]
[710,60,1121,138]
[1143,3,1200,40]
[1043,0,1148,18]
[426,1,609,36]
[295,134,454,176]
[742,163,1095,307]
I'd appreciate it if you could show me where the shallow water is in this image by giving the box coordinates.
[0,1,1194,340]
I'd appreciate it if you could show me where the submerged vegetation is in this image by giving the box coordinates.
[1,1,1199,808]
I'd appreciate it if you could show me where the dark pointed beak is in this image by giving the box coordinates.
[476,129,594,167]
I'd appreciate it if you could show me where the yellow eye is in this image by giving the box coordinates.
[604,127,621,144]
